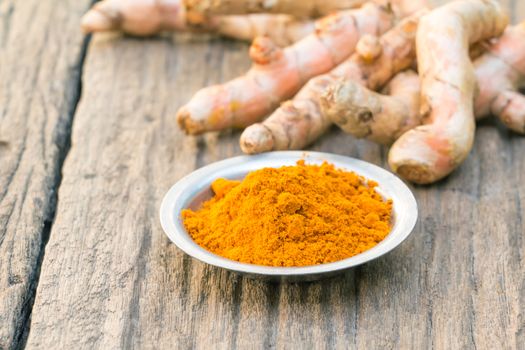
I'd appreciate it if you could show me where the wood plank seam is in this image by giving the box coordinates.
[10,34,92,350]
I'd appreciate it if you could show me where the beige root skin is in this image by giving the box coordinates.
[213,15,315,47]
[355,34,382,62]
[184,0,368,19]
[81,0,427,37]
[324,70,421,145]
[329,23,525,148]
[80,0,371,38]
[240,75,335,153]
[474,23,525,134]
[81,0,187,36]
[240,9,425,154]
[178,3,396,135]
[490,91,525,133]
[388,0,508,185]
[81,0,316,44]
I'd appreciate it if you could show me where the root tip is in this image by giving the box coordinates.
[177,108,203,135]
[240,125,274,154]
[392,163,436,185]
[81,10,116,33]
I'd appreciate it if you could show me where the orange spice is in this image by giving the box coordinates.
[182,160,392,267]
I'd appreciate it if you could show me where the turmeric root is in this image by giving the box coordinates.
[388,0,508,184]
[82,0,426,37]
[177,3,396,135]
[239,10,425,154]
[184,0,368,19]
[326,22,525,148]
[81,0,364,37]
[475,23,525,134]
[490,91,525,133]
[325,70,421,145]
[82,0,316,45]
[81,0,188,35]
[211,15,315,47]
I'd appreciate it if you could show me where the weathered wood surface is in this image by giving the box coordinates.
[0,0,521,349]
[0,0,91,348]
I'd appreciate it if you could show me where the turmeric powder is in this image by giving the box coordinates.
[182,161,392,267]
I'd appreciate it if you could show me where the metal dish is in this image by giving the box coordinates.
[160,151,418,282]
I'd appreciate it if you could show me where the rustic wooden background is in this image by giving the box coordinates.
[1,0,524,349]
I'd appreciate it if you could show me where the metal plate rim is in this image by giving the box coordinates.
[160,151,418,280]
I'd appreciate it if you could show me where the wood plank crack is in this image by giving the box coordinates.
[13,34,91,350]
[0,0,94,345]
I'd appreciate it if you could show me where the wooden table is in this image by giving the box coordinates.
[1,1,524,349]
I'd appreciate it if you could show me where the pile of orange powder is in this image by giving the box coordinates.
[182,160,392,267]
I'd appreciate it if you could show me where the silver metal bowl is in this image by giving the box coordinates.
[160,151,418,282]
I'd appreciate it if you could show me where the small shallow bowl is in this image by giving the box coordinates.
[160,151,418,282]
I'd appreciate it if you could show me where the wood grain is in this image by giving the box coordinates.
[0,0,91,348]
[13,1,525,349]
[23,32,249,349]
